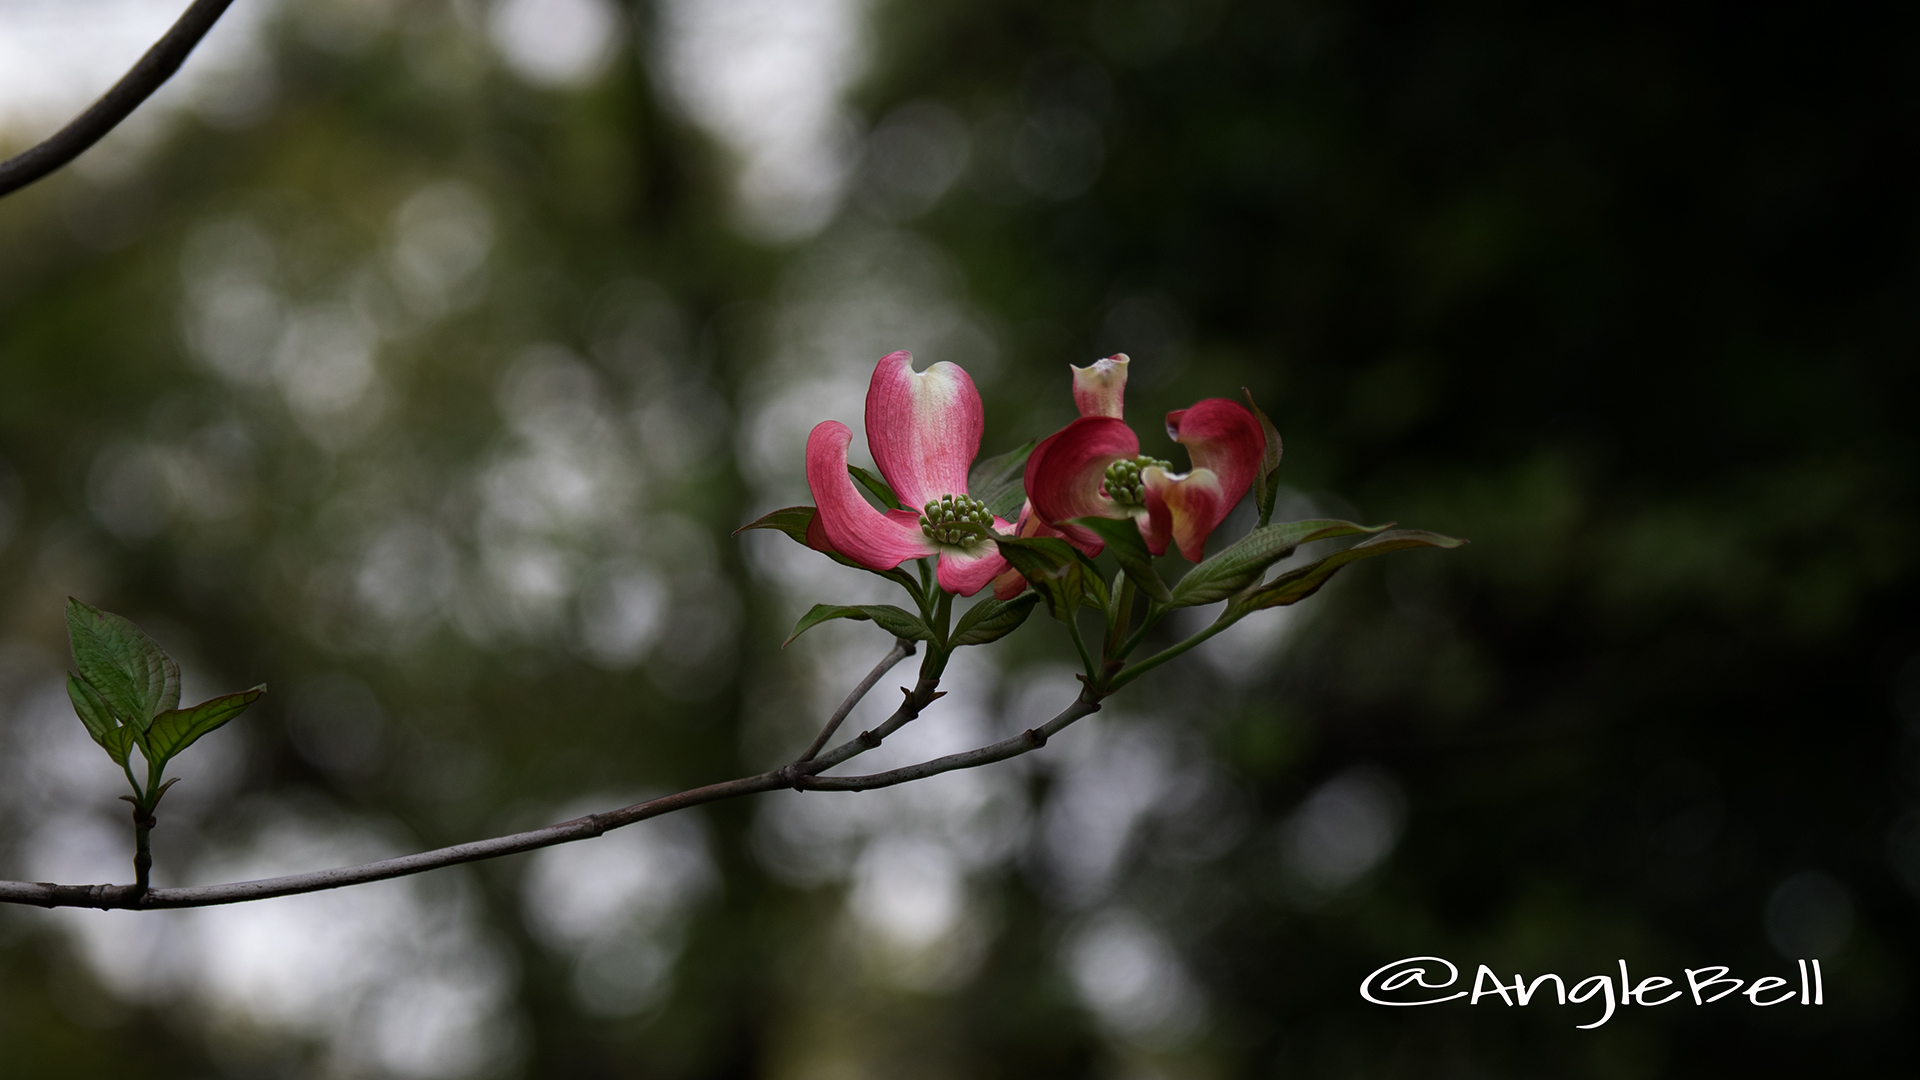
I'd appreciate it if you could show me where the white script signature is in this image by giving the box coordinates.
[1360,955,1826,1029]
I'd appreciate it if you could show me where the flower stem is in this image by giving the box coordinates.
[1065,608,1097,681]
[1115,600,1166,660]
[1108,613,1234,692]
[932,588,953,643]
[918,589,955,681]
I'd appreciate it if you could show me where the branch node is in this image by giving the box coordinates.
[777,762,815,791]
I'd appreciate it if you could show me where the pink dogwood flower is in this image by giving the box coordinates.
[805,351,1014,597]
[1023,354,1266,562]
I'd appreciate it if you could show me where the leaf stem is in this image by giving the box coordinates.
[1116,600,1166,661]
[1106,574,1136,658]
[119,758,144,803]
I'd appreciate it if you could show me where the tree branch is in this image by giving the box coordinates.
[799,692,1100,791]
[795,637,915,763]
[802,674,944,774]
[0,677,1104,911]
[0,0,237,199]
[0,772,792,911]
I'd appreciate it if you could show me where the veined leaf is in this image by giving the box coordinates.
[1067,516,1171,603]
[1228,529,1466,617]
[66,598,179,730]
[967,439,1037,519]
[1169,519,1392,608]
[146,687,265,766]
[950,592,1041,647]
[101,725,141,770]
[1241,388,1285,527]
[785,604,933,647]
[848,464,902,510]
[67,674,121,747]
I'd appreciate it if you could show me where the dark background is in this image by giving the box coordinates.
[0,0,1915,1076]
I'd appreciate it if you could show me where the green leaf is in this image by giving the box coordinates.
[1067,515,1171,603]
[66,598,179,730]
[146,687,265,765]
[101,726,141,770]
[784,604,934,647]
[950,592,1041,647]
[994,536,1105,621]
[966,438,1038,519]
[1242,388,1285,528]
[1169,519,1392,608]
[67,674,121,747]
[736,505,925,607]
[1229,529,1467,616]
[847,464,902,510]
[733,505,817,546]
[1081,561,1111,613]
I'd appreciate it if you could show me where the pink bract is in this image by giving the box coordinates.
[804,351,1013,597]
[1024,359,1266,562]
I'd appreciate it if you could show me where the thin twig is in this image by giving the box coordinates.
[0,772,790,911]
[796,638,915,763]
[804,675,943,774]
[0,686,1104,911]
[0,0,237,198]
[799,693,1100,791]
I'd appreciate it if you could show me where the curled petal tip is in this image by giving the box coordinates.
[1142,466,1226,562]
[1071,354,1130,418]
[805,420,938,570]
[1165,398,1264,506]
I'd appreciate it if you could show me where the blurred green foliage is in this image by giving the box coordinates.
[0,0,1915,1077]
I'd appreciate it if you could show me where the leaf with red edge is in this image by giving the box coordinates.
[1241,388,1285,527]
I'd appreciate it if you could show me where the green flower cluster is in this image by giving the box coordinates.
[1103,455,1172,507]
[919,493,992,546]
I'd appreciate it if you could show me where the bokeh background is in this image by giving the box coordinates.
[1,0,1916,1076]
